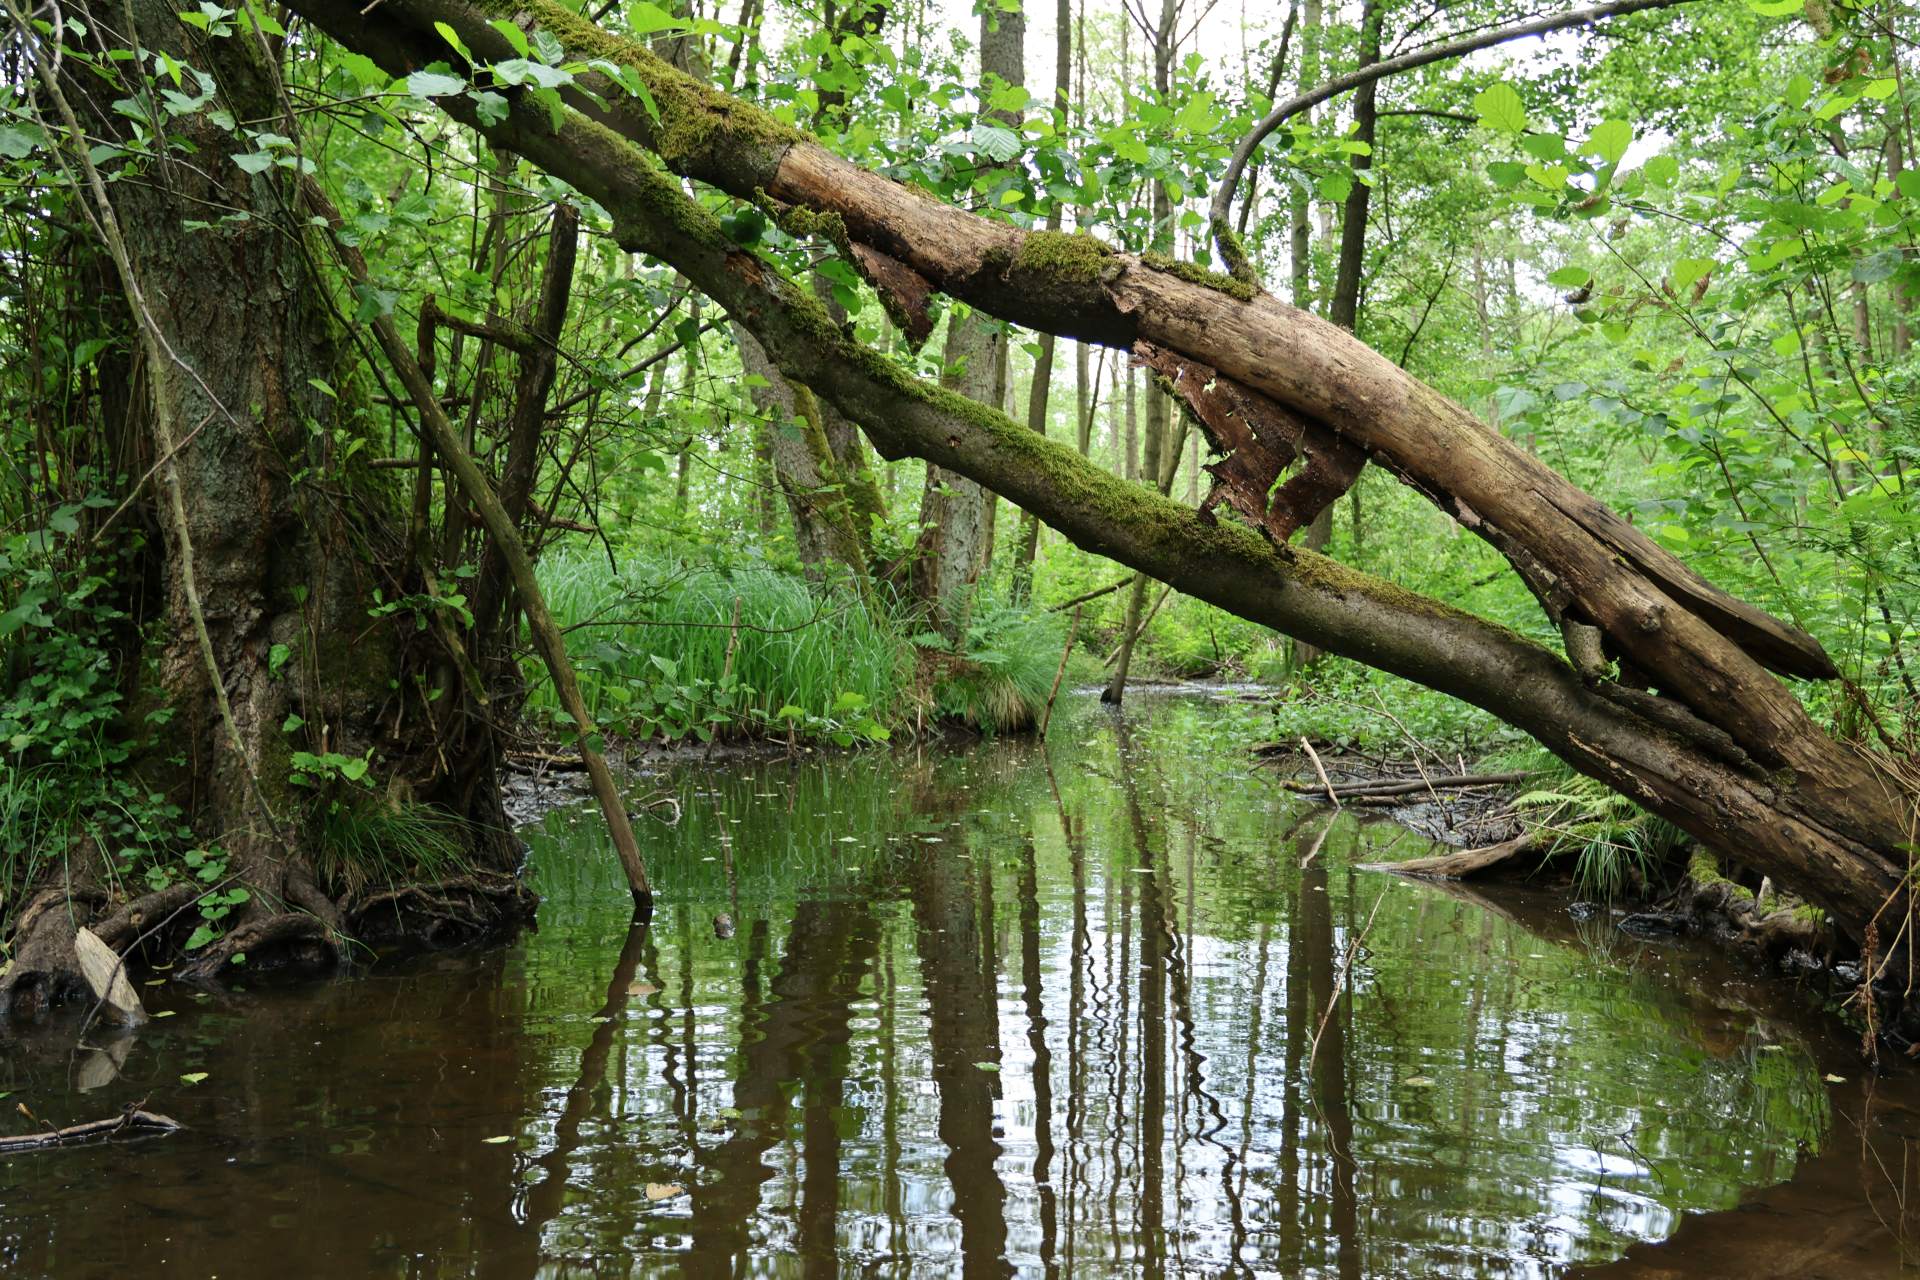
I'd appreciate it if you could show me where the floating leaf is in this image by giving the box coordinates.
[1824,1073,1847,1083]
[1403,1075,1437,1087]
[974,1061,1000,1072]
[645,1182,685,1201]
[482,1134,514,1144]
[179,1072,208,1085]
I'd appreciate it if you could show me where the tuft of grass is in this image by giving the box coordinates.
[1497,748,1686,900]
[923,593,1063,734]
[530,550,909,741]
[314,800,474,896]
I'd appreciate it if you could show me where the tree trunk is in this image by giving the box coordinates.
[735,324,875,587]
[3,0,533,1018]
[1292,0,1380,672]
[911,0,1023,631]
[1010,0,1075,603]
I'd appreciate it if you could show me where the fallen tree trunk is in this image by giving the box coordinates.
[288,0,1917,1021]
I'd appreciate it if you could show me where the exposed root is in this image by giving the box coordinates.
[347,872,537,950]
[174,912,345,982]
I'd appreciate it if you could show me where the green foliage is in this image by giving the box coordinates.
[922,592,1064,734]
[530,550,905,743]
[1495,748,1688,900]
[0,507,193,933]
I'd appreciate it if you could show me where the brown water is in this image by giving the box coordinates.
[3,691,1918,1278]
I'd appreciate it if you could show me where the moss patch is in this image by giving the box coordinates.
[1142,251,1259,302]
[475,0,803,175]
[1013,230,1115,285]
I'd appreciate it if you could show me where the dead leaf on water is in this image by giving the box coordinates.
[1403,1075,1437,1088]
[482,1135,514,1145]
[1825,1073,1848,1083]
[628,982,657,997]
[646,1182,685,1201]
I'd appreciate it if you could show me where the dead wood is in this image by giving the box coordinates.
[1367,834,1541,880]
[0,1108,182,1154]
[1277,770,1535,799]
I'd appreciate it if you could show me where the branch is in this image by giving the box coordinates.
[1208,0,1700,271]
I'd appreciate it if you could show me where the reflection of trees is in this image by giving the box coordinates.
[682,895,881,1277]
[909,828,1013,1279]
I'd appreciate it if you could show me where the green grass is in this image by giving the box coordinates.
[314,799,474,896]
[923,591,1066,734]
[1492,746,1687,900]
[529,550,910,741]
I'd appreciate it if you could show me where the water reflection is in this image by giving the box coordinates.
[1,693,1913,1277]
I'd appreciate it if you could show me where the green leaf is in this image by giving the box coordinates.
[1642,154,1679,187]
[404,69,467,98]
[0,124,45,159]
[488,19,532,56]
[1671,257,1716,290]
[179,1072,209,1085]
[968,122,1021,163]
[1473,82,1528,134]
[1746,0,1804,14]
[434,20,471,64]
[1547,266,1591,288]
[1584,119,1632,166]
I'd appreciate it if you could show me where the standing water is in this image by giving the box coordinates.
[3,691,1917,1277]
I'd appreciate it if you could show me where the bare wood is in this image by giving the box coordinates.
[1369,834,1539,879]
[1301,737,1340,808]
[1039,605,1083,737]
[72,927,145,1027]
[1277,770,1535,798]
[1048,575,1130,611]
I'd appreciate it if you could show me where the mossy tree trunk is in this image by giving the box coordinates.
[910,0,1023,637]
[1,0,528,1019]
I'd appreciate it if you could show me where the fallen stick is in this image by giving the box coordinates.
[1047,575,1131,612]
[1363,834,1540,880]
[1301,738,1341,808]
[1038,606,1083,737]
[1277,770,1534,799]
[0,1109,183,1154]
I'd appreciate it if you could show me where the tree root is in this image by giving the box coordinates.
[174,912,345,982]
[347,872,537,950]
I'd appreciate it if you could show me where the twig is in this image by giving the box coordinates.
[0,1107,183,1153]
[1039,606,1083,737]
[1301,738,1340,809]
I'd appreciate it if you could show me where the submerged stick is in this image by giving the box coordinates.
[1277,771,1534,799]
[0,1109,182,1154]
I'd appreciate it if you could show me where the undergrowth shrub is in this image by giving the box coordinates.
[0,504,191,934]
[919,592,1064,734]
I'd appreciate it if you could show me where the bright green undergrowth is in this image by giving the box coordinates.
[529,550,907,743]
